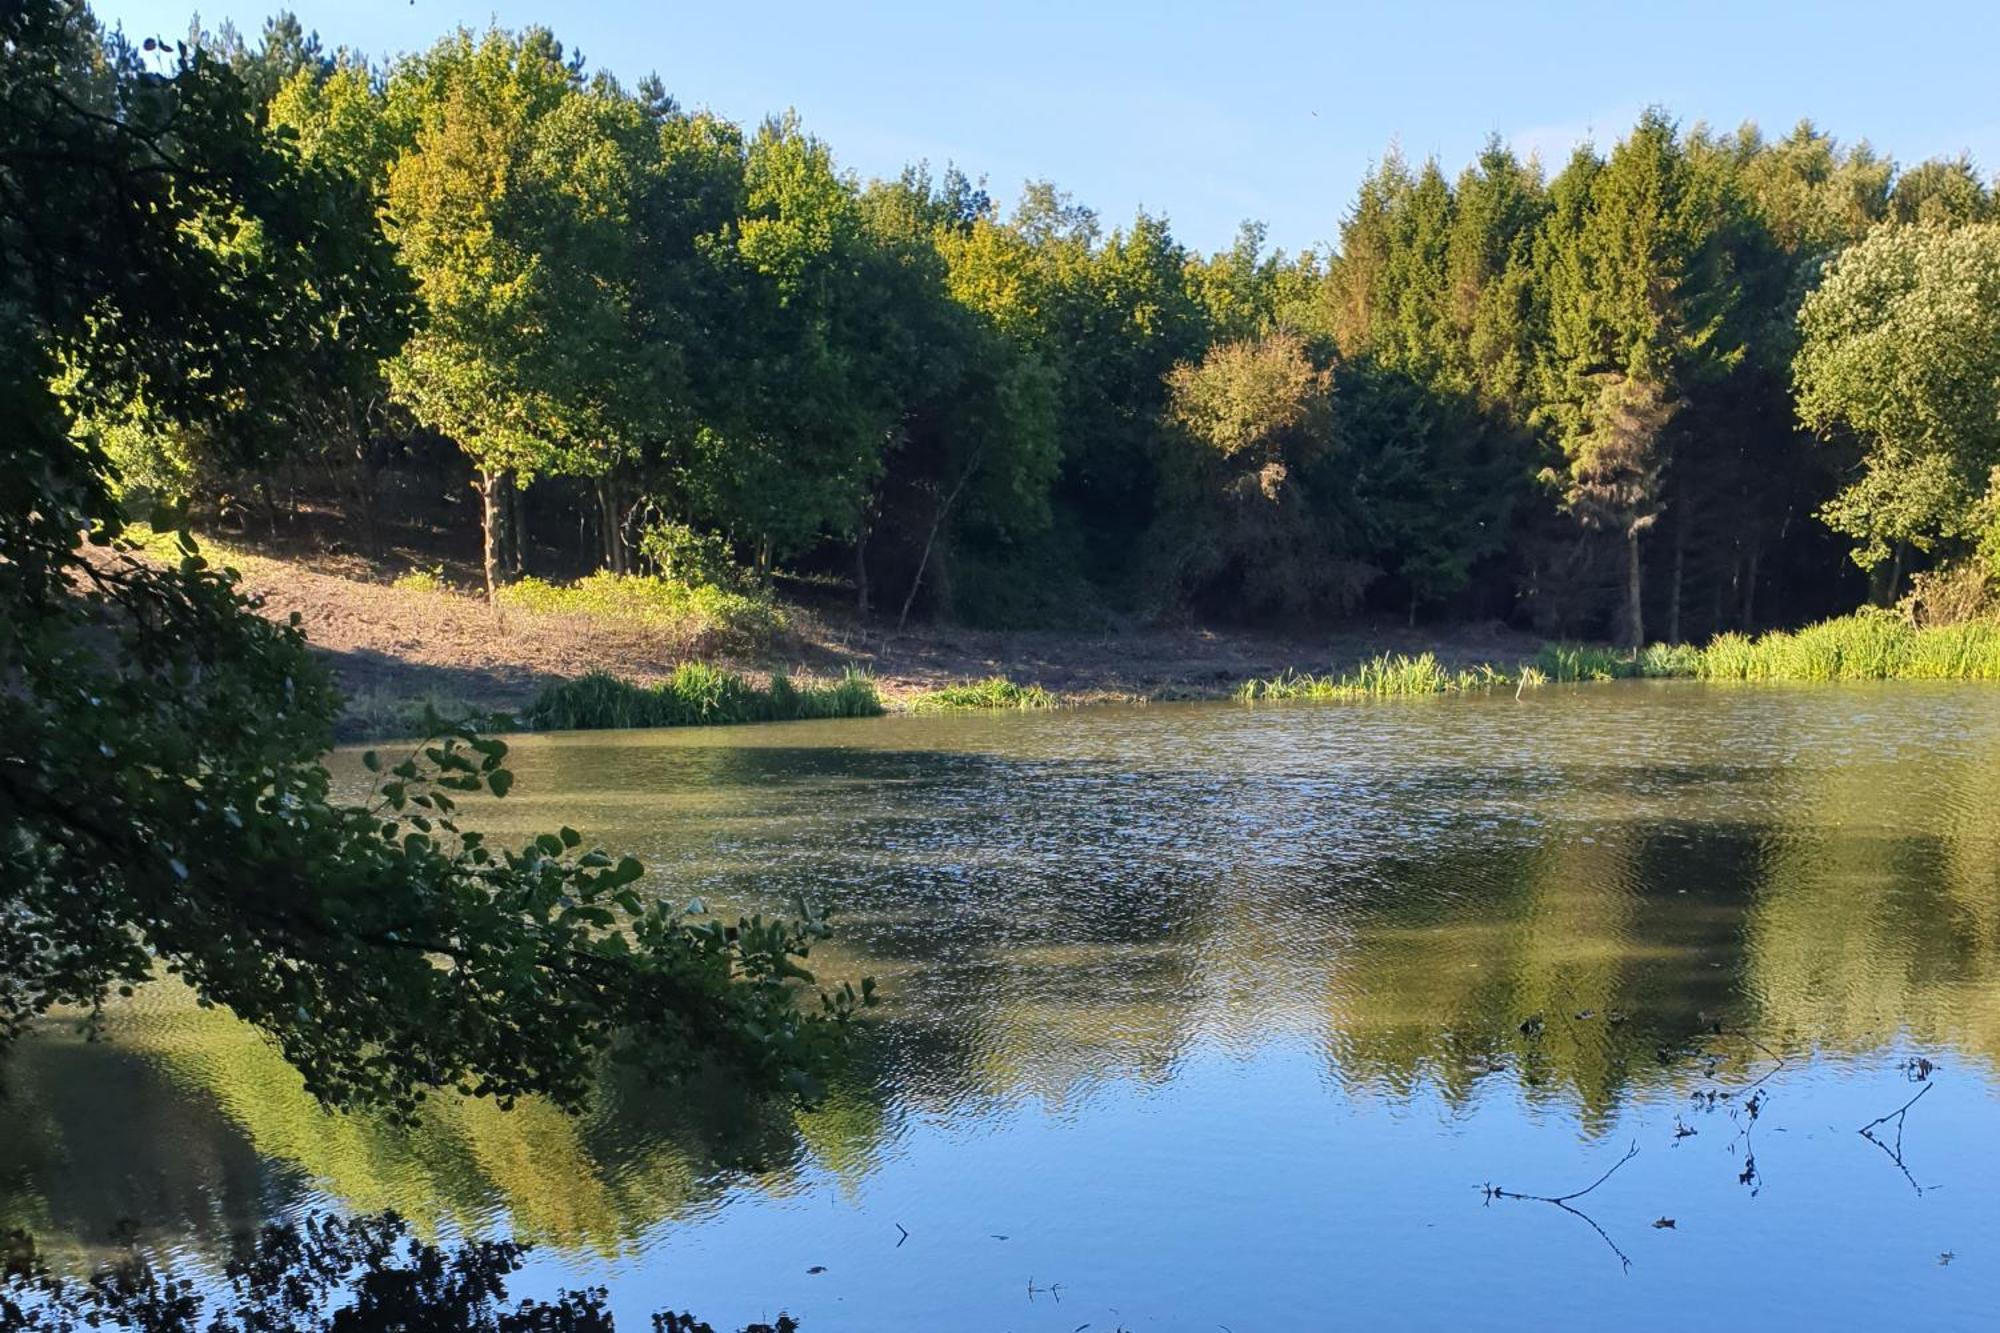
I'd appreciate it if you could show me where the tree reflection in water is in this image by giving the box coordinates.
[0,1211,797,1333]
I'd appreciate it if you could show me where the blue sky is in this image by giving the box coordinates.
[98,0,2000,255]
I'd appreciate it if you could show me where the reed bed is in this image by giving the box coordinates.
[525,665,882,730]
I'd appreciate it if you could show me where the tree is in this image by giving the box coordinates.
[1157,331,1345,616]
[1795,222,2000,588]
[385,28,666,597]
[0,1,870,1118]
[1536,111,1744,647]
[684,114,897,569]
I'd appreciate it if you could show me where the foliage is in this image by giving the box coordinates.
[526,667,883,730]
[638,520,756,591]
[1156,331,1349,616]
[905,677,1060,712]
[1796,223,2000,573]
[0,0,870,1120]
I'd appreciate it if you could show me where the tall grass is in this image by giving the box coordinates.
[1689,612,2000,682]
[525,666,882,730]
[1546,613,2000,684]
[1240,652,1518,700]
[905,676,1059,712]
[1243,613,2000,709]
[497,573,789,653]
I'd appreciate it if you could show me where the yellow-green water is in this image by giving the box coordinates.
[6,682,2000,1328]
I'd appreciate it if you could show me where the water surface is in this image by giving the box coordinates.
[7,683,2000,1329]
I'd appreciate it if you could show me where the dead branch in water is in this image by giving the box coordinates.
[1482,1141,1641,1272]
[1859,1080,1935,1195]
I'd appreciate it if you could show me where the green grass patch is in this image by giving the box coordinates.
[1690,611,2000,682]
[497,572,790,654]
[905,676,1060,712]
[525,665,882,731]
[1542,613,2000,685]
[1240,652,1520,700]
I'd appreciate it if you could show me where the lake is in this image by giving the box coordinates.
[6,683,2000,1330]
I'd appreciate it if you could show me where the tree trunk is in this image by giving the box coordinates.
[478,467,503,605]
[352,447,380,559]
[1620,527,1645,650]
[854,525,871,615]
[1742,541,1761,631]
[1667,513,1686,645]
[504,472,526,577]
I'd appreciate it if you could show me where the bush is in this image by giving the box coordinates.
[497,573,790,654]
[905,677,1060,712]
[637,519,755,591]
[526,667,882,731]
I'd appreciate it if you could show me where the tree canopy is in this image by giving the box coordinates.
[0,0,870,1118]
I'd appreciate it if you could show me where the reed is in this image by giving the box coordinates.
[1239,652,1523,700]
[525,666,882,730]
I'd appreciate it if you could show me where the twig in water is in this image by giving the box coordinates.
[894,1222,909,1247]
[1859,1080,1935,1195]
[1482,1141,1640,1272]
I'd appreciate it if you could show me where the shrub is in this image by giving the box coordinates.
[393,564,449,593]
[637,519,754,591]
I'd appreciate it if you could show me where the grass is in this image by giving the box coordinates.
[497,572,791,654]
[1243,612,2000,708]
[524,665,882,730]
[1239,652,1518,701]
[904,676,1060,712]
[1688,612,2000,682]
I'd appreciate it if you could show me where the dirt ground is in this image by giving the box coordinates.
[215,549,1545,727]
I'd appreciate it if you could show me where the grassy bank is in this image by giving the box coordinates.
[1536,612,2000,683]
[524,665,882,730]
[1241,614,2000,703]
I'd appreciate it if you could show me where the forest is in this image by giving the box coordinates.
[73,10,2000,649]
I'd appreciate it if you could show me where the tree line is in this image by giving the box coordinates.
[81,13,2000,644]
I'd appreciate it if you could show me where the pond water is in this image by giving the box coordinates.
[7,683,2000,1329]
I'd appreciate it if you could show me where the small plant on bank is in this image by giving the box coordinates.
[393,563,450,593]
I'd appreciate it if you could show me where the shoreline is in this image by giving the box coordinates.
[181,543,1997,742]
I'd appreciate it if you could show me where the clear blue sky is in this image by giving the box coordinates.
[97,0,2000,255]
